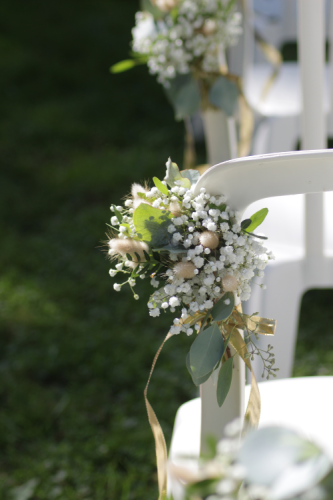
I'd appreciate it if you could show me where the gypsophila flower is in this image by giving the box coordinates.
[106,157,275,385]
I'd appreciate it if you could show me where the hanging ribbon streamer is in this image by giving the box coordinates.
[144,308,276,497]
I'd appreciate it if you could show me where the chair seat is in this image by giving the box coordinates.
[169,377,333,465]
[246,63,330,117]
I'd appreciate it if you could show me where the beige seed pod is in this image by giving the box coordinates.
[222,275,238,292]
[154,0,179,12]
[173,261,196,279]
[108,238,149,262]
[202,19,217,35]
[199,231,219,249]
[168,201,182,217]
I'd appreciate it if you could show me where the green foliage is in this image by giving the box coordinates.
[209,76,239,116]
[245,208,269,233]
[216,357,233,407]
[164,159,191,188]
[153,176,169,195]
[133,204,173,246]
[110,59,137,73]
[186,352,212,386]
[180,169,201,186]
[210,292,234,322]
[165,74,201,120]
[190,323,224,379]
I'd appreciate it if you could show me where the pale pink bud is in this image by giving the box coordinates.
[222,275,238,292]
[173,261,196,279]
[199,231,219,249]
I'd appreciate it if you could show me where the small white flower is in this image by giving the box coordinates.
[150,308,160,318]
[111,216,119,225]
[124,199,133,207]
[151,277,160,288]
[224,299,231,305]
[161,302,169,309]
[193,256,204,268]
[172,232,183,242]
[169,296,180,307]
[113,283,121,291]
[207,222,217,231]
[119,226,127,233]
[186,328,193,336]
[148,302,155,309]
[170,325,181,335]
[189,301,199,312]
[168,224,176,233]
[109,269,117,277]
[129,278,136,287]
[116,263,123,271]
[134,294,139,300]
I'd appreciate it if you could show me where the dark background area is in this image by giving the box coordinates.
[0,1,332,498]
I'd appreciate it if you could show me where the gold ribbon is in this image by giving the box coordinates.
[145,308,276,496]
[144,332,172,500]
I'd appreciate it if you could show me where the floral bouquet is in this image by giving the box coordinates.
[107,159,277,408]
[111,0,242,122]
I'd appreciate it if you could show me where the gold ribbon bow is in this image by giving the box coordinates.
[144,308,276,498]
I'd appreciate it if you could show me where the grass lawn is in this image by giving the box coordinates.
[0,1,333,499]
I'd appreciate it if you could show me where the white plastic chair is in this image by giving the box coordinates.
[168,149,333,500]
[239,0,332,155]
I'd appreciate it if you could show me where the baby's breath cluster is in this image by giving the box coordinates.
[107,158,274,337]
[132,0,242,85]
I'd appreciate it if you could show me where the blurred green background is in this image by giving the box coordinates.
[0,1,333,499]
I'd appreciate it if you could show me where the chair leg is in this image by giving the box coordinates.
[244,260,305,380]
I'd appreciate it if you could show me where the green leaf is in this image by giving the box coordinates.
[153,177,169,195]
[241,218,252,230]
[190,323,224,379]
[140,0,163,18]
[143,250,150,262]
[186,352,212,386]
[165,74,201,120]
[209,202,226,212]
[125,253,132,261]
[180,169,201,186]
[164,158,191,188]
[110,59,137,73]
[245,208,268,233]
[133,203,173,247]
[216,357,233,407]
[209,76,239,117]
[211,292,235,322]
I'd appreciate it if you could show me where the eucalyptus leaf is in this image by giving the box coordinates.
[180,169,201,186]
[245,208,268,233]
[216,357,233,407]
[209,76,239,117]
[186,352,212,386]
[165,74,201,120]
[164,158,191,188]
[190,323,224,379]
[211,292,234,322]
[133,204,173,247]
[153,177,169,195]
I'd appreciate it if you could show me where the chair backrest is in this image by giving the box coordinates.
[192,149,333,450]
